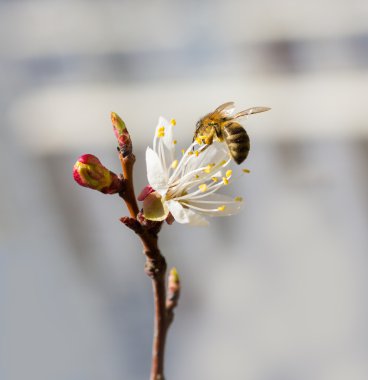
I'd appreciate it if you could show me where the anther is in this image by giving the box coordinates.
[199,184,207,192]
[204,164,213,174]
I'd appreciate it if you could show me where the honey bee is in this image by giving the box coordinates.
[194,102,270,164]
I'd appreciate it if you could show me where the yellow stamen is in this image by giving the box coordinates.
[195,137,203,145]
[170,119,176,126]
[220,160,227,166]
[181,149,185,155]
[195,175,199,179]
[173,140,177,145]
[199,184,207,192]
[223,177,229,185]
[217,205,226,211]
[225,169,232,178]
[203,163,215,174]
[204,165,212,174]
[195,151,199,157]
[171,159,178,169]
[157,131,165,138]
[242,168,250,173]
[158,126,165,132]
[211,177,218,182]
[188,151,193,156]
[234,196,243,202]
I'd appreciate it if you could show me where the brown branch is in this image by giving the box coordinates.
[146,256,167,380]
[121,216,168,380]
[74,114,179,379]
[118,145,170,380]
[113,106,183,378]
[118,152,140,218]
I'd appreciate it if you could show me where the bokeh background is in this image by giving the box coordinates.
[1,1,368,379]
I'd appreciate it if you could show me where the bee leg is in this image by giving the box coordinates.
[204,129,215,145]
[214,125,223,141]
[200,145,209,154]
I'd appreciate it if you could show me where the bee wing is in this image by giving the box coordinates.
[213,102,236,117]
[234,106,271,119]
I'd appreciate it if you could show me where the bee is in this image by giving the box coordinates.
[194,102,270,164]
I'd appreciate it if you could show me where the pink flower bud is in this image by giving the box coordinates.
[73,154,121,194]
[111,112,132,156]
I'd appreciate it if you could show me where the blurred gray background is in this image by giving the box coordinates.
[1,0,368,379]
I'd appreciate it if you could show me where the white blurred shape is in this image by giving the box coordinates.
[1,0,368,59]
[8,71,368,154]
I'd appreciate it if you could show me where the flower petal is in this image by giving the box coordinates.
[159,117,174,152]
[167,200,209,226]
[146,147,169,195]
[137,185,154,201]
[154,117,175,170]
[143,191,169,221]
[197,142,229,167]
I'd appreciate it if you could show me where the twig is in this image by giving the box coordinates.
[118,152,140,219]
[120,215,168,380]
[75,113,184,379]
[119,149,172,380]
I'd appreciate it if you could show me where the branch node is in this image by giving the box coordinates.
[145,256,167,280]
[137,212,163,235]
[117,176,128,196]
[120,216,143,234]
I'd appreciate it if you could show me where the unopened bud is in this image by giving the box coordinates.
[111,112,132,156]
[73,154,121,194]
[166,267,180,322]
[168,267,180,297]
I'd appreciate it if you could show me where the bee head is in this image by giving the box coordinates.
[195,120,203,134]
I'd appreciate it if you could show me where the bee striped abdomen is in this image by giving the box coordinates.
[223,122,250,164]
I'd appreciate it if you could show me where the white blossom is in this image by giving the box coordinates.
[142,117,245,226]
